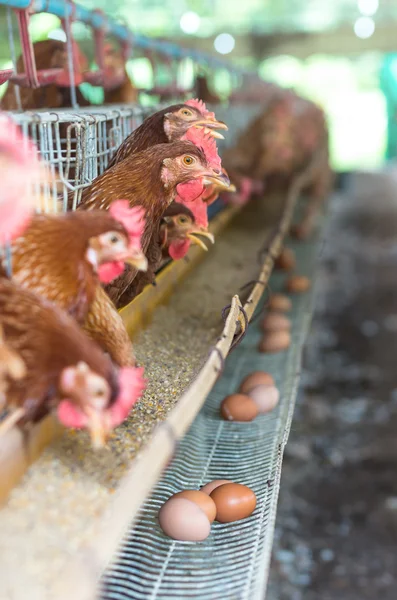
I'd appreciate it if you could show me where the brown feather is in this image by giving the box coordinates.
[106,104,186,168]
[8,211,128,323]
[83,286,135,367]
[7,211,135,367]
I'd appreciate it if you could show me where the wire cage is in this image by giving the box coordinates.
[7,104,154,212]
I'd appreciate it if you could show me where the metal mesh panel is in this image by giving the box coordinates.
[8,105,153,211]
[102,235,320,600]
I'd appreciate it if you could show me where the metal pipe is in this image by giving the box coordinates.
[0,0,251,74]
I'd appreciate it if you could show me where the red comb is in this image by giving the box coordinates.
[0,114,39,242]
[182,127,221,170]
[185,98,216,120]
[109,200,146,251]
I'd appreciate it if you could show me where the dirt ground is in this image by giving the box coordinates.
[268,171,397,600]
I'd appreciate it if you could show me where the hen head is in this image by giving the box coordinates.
[58,363,146,448]
[164,99,227,142]
[88,201,148,284]
[160,141,228,196]
[176,129,230,204]
[160,202,214,260]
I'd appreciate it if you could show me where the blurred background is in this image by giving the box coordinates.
[2,0,397,171]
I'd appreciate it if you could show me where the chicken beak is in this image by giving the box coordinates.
[125,253,148,272]
[86,408,108,449]
[195,119,228,140]
[227,183,237,193]
[203,169,231,191]
[187,229,215,251]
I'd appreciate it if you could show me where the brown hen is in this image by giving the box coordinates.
[76,140,227,307]
[0,277,145,446]
[7,208,146,366]
[1,39,89,111]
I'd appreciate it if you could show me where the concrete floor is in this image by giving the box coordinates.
[268,172,397,600]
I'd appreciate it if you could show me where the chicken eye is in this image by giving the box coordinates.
[110,235,120,244]
[95,389,105,396]
[181,109,192,117]
[183,155,195,166]
[178,216,188,224]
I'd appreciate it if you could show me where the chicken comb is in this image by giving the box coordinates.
[109,200,146,250]
[182,127,221,169]
[185,98,216,120]
[0,114,41,242]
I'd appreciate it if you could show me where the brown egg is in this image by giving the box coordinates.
[248,384,280,413]
[210,483,257,523]
[158,497,211,541]
[275,247,296,271]
[259,331,291,353]
[262,313,291,332]
[268,293,292,313]
[285,275,311,293]
[200,480,233,495]
[220,394,258,422]
[290,223,309,240]
[172,490,217,523]
[239,371,275,394]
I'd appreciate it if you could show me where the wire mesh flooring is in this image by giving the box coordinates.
[101,225,323,600]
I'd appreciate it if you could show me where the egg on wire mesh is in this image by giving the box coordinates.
[239,371,275,394]
[285,275,311,293]
[262,312,291,332]
[220,393,258,422]
[268,293,292,312]
[274,247,296,271]
[209,483,257,523]
[259,330,291,353]
[171,490,217,522]
[158,495,212,541]
[248,384,280,414]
